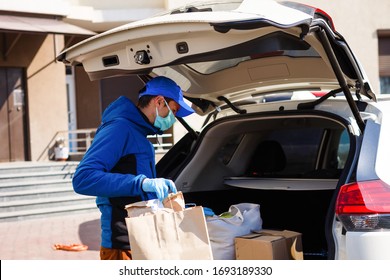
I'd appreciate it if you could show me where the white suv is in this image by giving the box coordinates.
[58,0,390,260]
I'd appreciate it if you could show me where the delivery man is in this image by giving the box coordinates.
[72,76,194,259]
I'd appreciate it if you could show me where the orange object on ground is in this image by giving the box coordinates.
[53,243,88,251]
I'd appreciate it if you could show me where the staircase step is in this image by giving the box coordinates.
[0,178,73,192]
[0,161,98,222]
[0,203,98,222]
[0,186,76,202]
[0,194,95,212]
[0,170,74,183]
[0,161,78,175]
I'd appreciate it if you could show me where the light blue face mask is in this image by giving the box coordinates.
[154,100,176,131]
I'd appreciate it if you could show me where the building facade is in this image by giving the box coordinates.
[0,4,94,162]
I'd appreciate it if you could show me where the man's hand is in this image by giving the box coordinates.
[142,178,177,201]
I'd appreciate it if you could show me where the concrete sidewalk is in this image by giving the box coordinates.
[0,211,101,260]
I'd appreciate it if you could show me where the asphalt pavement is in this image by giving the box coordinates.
[0,210,101,260]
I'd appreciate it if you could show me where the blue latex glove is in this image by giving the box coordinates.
[142,178,177,201]
[203,207,215,217]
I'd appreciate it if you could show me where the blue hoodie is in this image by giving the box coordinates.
[72,96,160,250]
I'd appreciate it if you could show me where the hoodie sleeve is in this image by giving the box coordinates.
[72,120,148,198]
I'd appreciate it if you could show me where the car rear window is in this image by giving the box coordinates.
[245,126,348,178]
[262,127,322,176]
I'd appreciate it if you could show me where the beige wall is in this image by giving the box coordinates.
[27,35,69,161]
[0,33,69,161]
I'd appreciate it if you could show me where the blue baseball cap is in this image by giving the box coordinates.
[138,76,194,118]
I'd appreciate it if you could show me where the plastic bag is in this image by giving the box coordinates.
[206,203,262,260]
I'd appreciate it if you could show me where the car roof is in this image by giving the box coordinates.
[57,0,375,115]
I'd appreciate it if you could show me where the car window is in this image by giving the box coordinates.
[245,126,348,179]
[380,77,390,94]
[218,134,244,165]
[337,129,350,169]
[266,127,323,177]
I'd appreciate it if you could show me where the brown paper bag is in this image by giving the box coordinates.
[125,203,213,260]
[162,191,185,211]
[126,192,185,218]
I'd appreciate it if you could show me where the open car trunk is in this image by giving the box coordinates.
[157,108,355,260]
[57,0,382,260]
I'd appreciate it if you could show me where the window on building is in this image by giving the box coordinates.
[378,32,390,94]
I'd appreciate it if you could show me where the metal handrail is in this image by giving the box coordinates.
[37,128,96,161]
[38,128,173,161]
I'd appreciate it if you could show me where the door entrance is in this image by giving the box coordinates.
[0,68,27,162]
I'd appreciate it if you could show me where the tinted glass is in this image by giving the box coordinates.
[380,77,390,94]
[337,129,350,169]
[266,128,323,176]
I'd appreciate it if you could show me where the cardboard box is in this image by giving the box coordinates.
[235,229,303,260]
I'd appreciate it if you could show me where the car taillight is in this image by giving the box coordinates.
[311,7,335,31]
[336,180,390,231]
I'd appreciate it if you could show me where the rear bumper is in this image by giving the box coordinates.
[346,231,390,259]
